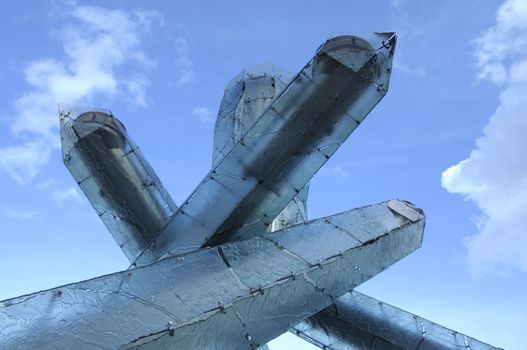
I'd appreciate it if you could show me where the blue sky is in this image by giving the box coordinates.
[0,1,525,349]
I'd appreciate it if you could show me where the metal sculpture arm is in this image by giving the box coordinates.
[0,32,503,350]
[292,291,503,350]
[60,108,177,262]
[0,201,424,349]
[133,33,396,265]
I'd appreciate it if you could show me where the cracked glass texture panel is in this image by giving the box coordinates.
[0,200,423,350]
[292,291,503,350]
[60,108,178,262]
[134,33,397,266]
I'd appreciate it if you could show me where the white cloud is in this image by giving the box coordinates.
[0,208,40,221]
[323,165,350,179]
[0,141,52,185]
[389,0,424,40]
[474,0,527,84]
[442,0,527,277]
[0,2,160,185]
[36,178,83,205]
[388,0,427,79]
[393,59,427,78]
[174,36,195,86]
[51,186,82,205]
[329,165,350,178]
[192,107,213,123]
[124,74,150,107]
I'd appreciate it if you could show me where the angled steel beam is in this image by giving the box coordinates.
[60,108,178,262]
[0,200,423,350]
[127,33,396,265]
[212,64,310,233]
[292,291,503,350]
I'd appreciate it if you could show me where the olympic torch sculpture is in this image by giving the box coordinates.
[0,33,502,349]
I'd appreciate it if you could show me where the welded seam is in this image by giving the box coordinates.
[260,235,311,266]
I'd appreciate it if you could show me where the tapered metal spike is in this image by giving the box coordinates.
[292,291,503,350]
[60,107,177,262]
[133,33,397,266]
[0,200,423,349]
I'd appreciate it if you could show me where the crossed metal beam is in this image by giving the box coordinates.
[0,33,501,350]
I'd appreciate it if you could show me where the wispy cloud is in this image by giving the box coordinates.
[389,0,427,78]
[390,0,406,11]
[174,36,195,86]
[393,60,427,78]
[0,141,52,185]
[0,2,160,185]
[442,0,527,277]
[322,165,350,179]
[389,0,424,40]
[0,208,40,221]
[51,187,82,205]
[192,107,214,123]
[474,0,527,84]
[36,178,83,205]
